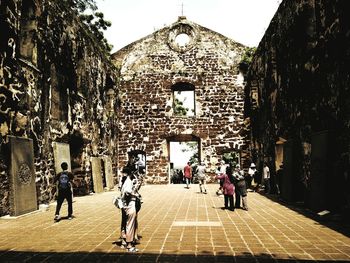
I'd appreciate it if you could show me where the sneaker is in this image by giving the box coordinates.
[54,215,61,221]
[68,216,73,220]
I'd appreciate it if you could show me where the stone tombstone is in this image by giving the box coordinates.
[9,136,37,216]
[309,130,331,212]
[91,157,104,193]
[103,156,114,190]
[52,142,72,173]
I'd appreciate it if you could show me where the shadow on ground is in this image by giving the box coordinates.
[1,250,348,263]
[257,190,350,238]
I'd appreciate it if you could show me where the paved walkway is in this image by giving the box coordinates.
[1,184,350,262]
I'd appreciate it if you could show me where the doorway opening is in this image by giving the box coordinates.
[168,134,200,184]
[128,150,146,175]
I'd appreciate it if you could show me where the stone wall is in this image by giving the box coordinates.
[245,0,350,212]
[0,0,118,216]
[112,17,250,183]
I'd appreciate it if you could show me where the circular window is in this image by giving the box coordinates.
[168,23,197,52]
[175,33,190,47]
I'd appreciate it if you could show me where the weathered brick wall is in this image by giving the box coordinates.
[0,0,118,215]
[112,17,250,183]
[245,0,350,208]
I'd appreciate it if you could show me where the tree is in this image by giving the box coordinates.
[62,0,113,52]
[239,46,257,73]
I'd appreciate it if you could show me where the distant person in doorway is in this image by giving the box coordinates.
[233,164,248,210]
[184,162,192,189]
[54,162,74,221]
[216,165,235,210]
[263,162,271,194]
[197,162,207,194]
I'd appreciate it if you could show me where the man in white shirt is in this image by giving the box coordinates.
[262,162,271,194]
[197,162,207,194]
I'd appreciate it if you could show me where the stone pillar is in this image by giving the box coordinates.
[91,157,104,193]
[9,136,37,216]
[52,142,72,173]
[103,156,114,190]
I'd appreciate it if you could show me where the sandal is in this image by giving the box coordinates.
[127,247,139,253]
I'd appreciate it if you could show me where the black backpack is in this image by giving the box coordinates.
[59,172,69,189]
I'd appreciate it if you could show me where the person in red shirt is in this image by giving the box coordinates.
[183,162,192,189]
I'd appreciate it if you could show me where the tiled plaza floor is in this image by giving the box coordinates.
[0,184,349,262]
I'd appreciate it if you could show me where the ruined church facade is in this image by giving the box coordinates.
[112,17,250,183]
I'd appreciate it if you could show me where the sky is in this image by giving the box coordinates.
[95,0,281,53]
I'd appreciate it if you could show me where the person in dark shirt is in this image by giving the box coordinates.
[54,162,74,221]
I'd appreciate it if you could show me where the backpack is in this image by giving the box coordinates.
[59,172,70,189]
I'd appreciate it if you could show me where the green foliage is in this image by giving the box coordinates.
[240,47,257,65]
[174,97,189,116]
[223,152,240,167]
[62,0,113,52]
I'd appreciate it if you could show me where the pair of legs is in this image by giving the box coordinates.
[185,177,191,188]
[124,201,138,252]
[224,194,234,210]
[55,189,73,219]
[264,178,271,194]
[199,178,207,193]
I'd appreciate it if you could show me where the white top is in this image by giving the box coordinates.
[197,165,206,179]
[263,166,270,179]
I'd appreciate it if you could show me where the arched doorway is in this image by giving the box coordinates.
[167,134,201,184]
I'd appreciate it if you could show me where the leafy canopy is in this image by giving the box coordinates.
[63,0,113,52]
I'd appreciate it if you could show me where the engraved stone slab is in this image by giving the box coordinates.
[52,142,71,173]
[9,136,37,216]
[91,157,104,193]
[103,156,114,190]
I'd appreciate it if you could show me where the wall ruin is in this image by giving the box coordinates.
[112,16,250,183]
[0,0,118,216]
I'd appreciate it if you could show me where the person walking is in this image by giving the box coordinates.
[183,162,192,189]
[54,162,74,221]
[233,164,248,210]
[197,161,207,194]
[263,162,271,194]
[216,165,235,210]
[216,160,227,195]
[247,162,257,191]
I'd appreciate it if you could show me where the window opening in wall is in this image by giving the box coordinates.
[172,82,195,117]
[128,150,146,174]
[222,151,241,167]
[175,33,190,47]
[19,0,37,64]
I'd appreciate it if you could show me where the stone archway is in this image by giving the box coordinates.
[167,134,201,184]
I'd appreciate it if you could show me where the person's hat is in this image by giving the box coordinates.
[250,163,256,168]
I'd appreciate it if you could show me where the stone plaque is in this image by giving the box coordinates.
[103,156,114,190]
[52,142,71,173]
[91,157,104,193]
[9,136,37,216]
